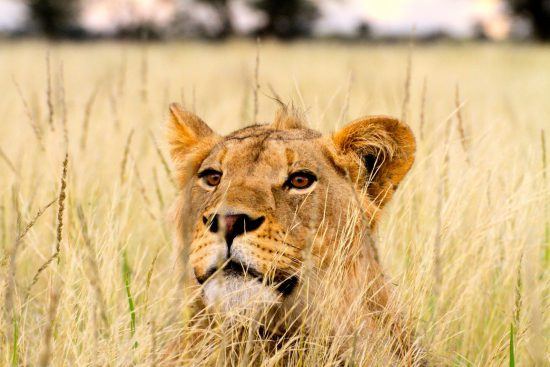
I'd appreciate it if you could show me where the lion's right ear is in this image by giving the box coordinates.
[167,103,219,186]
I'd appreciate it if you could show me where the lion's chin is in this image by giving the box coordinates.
[202,275,280,315]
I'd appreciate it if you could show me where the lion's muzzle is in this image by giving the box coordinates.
[197,260,299,297]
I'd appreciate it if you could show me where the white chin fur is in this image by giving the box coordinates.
[203,275,279,314]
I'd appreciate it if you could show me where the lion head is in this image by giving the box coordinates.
[167,103,415,335]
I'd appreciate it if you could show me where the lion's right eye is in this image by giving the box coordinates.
[199,169,222,187]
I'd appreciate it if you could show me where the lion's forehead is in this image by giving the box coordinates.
[203,128,331,177]
[225,125,322,141]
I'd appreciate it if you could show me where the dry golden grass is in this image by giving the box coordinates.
[0,40,548,366]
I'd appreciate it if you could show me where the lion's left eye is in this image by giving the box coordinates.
[199,169,222,187]
[286,171,316,190]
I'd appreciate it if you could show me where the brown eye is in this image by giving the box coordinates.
[199,170,222,187]
[287,171,316,190]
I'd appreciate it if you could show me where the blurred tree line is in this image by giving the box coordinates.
[508,0,550,39]
[26,0,320,39]
[22,0,550,41]
[28,0,79,37]
[196,0,318,39]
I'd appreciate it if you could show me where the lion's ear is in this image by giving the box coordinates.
[332,116,415,209]
[168,103,215,158]
[167,103,219,186]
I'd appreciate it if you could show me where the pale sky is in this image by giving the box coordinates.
[0,0,509,39]
[316,0,508,38]
[0,0,27,31]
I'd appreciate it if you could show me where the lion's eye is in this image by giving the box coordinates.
[286,171,316,190]
[199,170,222,187]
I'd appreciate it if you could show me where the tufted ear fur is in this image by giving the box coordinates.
[167,103,220,187]
[332,116,415,209]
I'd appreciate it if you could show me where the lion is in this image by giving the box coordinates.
[165,102,424,365]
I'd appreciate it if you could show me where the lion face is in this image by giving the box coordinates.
[167,104,415,317]
[185,126,359,310]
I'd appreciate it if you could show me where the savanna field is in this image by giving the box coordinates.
[0,41,548,366]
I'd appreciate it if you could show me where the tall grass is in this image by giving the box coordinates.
[0,41,548,366]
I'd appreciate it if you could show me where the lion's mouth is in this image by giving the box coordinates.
[222,259,263,279]
[196,260,299,296]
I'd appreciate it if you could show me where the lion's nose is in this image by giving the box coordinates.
[203,213,265,248]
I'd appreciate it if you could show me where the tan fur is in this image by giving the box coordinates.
[165,103,421,363]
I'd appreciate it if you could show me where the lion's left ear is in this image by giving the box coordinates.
[332,116,416,209]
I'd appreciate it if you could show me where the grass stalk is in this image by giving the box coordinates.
[122,252,137,348]
[240,68,251,123]
[109,89,121,130]
[133,161,156,220]
[120,129,135,185]
[149,319,157,367]
[27,153,68,291]
[13,78,45,151]
[338,71,353,126]
[513,253,523,330]
[76,205,109,331]
[152,168,165,209]
[542,130,549,265]
[15,198,56,243]
[80,84,99,151]
[419,77,427,140]
[432,117,451,305]
[400,32,413,122]
[542,129,547,182]
[191,85,196,113]
[144,250,159,312]
[0,204,5,251]
[58,63,68,146]
[0,146,19,177]
[509,323,515,367]
[118,49,127,99]
[148,130,177,189]
[253,38,260,122]
[39,284,61,367]
[141,44,149,104]
[455,83,470,162]
[11,316,19,367]
[45,51,55,131]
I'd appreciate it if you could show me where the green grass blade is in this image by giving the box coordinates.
[509,323,515,367]
[122,252,137,348]
[11,315,19,367]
